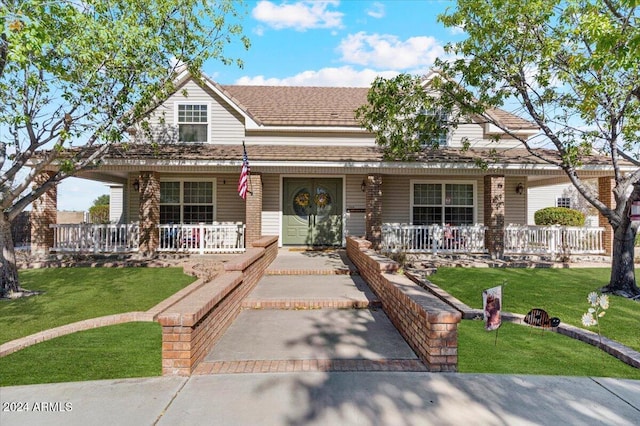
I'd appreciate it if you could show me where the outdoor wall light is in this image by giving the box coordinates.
[515,182,524,195]
[361,179,366,192]
[132,178,140,192]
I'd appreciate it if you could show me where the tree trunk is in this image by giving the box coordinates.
[607,220,640,297]
[0,213,20,297]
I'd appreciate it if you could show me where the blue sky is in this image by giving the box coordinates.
[59,0,463,211]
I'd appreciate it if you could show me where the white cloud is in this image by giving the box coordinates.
[252,0,343,31]
[337,32,445,70]
[235,66,398,87]
[366,2,385,19]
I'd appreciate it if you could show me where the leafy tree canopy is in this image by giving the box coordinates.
[92,194,109,207]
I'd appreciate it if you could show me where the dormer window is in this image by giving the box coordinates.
[177,104,208,143]
[418,108,448,147]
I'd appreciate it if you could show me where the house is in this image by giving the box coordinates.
[30,70,622,258]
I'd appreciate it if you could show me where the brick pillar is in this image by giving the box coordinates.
[598,177,615,256]
[484,175,505,259]
[30,172,57,257]
[138,171,159,256]
[365,174,383,249]
[245,173,262,246]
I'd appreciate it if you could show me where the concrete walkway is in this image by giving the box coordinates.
[2,249,640,425]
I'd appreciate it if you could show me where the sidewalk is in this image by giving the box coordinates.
[2,373,639,425]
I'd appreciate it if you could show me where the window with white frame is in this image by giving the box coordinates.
[412,182,474,225]
[177,104,208,143]
[418,108,448,147]
[556,197,571,208]
[160,180,215,224]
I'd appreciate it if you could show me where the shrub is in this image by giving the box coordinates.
[534,207,585,226]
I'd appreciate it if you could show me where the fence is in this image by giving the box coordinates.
[381,224,487,254]
[157,222,245,254]
[51,222,245,254]
[504,225,604,255]
[51,223,139,253]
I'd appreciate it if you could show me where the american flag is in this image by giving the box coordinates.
[238,144,250,200]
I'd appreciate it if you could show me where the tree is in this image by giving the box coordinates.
[357,0,640,297]
[89,194,110,224]
[0,0,250,296]
[92,195,110,207]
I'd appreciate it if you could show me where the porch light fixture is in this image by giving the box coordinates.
[132,178,140,192]
[361,180,366,192]
[631,201,640,221]
[515,182,524,195]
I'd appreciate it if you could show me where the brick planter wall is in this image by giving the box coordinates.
[157,236,278,376]
[346,237,461,372]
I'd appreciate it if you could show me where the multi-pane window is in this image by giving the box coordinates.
[418,108,448,147]
[413,183,474,226]
[556,197,571,209]
[160,181,214,224]
[177,104,208,143]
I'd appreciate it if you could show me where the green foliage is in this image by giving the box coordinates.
[89,204,109,223]
[0,0,250,221]
[534,207,586,226]
[0,267,195,344]
[0,322,162,386]
[355,74,453,160]
[92,194,110,206]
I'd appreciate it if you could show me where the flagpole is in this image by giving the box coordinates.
[243,140,253,196]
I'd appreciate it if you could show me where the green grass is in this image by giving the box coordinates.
[0,267,195,344]
[459,320,640,378]
[428,268,640,353]
[0,322,162,386]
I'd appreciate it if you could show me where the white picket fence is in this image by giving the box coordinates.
[381,223,605,255]
[504,225,604,255]
[157,222,245,254]
[51,223,140,253]
[381,224,488,254]
[51,222,245,254]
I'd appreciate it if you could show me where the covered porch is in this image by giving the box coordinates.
[29,146,617,260]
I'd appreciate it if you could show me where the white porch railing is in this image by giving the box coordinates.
[157,222,245,254]
[51,223,140,253]
[381,223,488,254]
[504,225,604,255]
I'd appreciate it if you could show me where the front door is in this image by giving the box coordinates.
[283,178,343,246]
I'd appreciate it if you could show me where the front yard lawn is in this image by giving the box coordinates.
[428,268,640,353]
[0,267,195,345]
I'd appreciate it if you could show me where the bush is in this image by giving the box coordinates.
[534,207,585,226]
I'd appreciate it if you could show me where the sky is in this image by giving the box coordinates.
[58,0,463,211]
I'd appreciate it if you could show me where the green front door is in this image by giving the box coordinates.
[283,178,343,246]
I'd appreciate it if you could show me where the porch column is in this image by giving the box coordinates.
[138,171,160,256]
[245,173,262,246]
[365,174,383,249]
[30,171,57,257]
[598,177,615,256]
[484,175,505,259]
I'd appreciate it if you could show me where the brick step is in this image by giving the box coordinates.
[193,359,427,375]
[240,299,382,310]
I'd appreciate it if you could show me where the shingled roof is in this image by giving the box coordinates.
[211,78,537,132]
[97,143,614,168]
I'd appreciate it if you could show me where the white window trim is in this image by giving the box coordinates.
[174,101,211,143]
[160,178,217,223]
[410,179,477,225]
[556,197,571,209]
